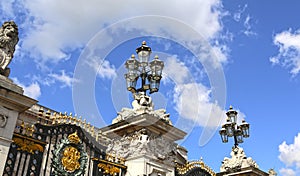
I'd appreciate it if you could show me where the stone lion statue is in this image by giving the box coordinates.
[0,21,19,76]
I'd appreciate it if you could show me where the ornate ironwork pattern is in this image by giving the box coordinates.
[2,120,112,176]
[2,128,46,176]
[51,131,88,176]
[2,105,126,176]
[13,135,44,154]
[35,123,107,176]
[176,160,216,176]
[178,168,214,176]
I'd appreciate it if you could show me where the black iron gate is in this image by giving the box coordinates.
[2,122,125,176]
[2,133,45,176]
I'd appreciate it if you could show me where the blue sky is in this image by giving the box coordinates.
[1,0,300,175]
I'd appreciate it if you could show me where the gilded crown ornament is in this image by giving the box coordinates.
[68,131,80,144]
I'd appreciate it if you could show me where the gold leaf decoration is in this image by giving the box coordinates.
[68,131,80,144]
[97,163,120,175]
[61,146,81,172]
[13,137,44,154]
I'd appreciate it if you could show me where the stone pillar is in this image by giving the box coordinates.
[125,156,175,176]
[102,109,186,176]
[0,75,37,175]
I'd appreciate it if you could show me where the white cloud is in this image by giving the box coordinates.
[24,82,41,99]
[172,82,245,127]
[231,4,256,36]
[279,133,300,167]
[162,57,239,127]
[0,0,14,19]
[49,70,78,87]
[207,44,228,67]
[243,15,256,36]
[173,83,225,127]
[85,57,117,79]
[163,55,192,84]
[269,56,279,65]
[2,0,230,129]
[1,0,227,69]
[233,4,248,22]
[12,78,41,99]
[280,168,296,176]
[270,29,300,75]
[279,133,300,175]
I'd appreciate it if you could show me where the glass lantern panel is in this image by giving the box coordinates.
[226,127,234,137]
[237,135,243,143]
[126,79,137,93]
[150,63,160,72]
[126,60,138,70]
[126,73,138,80]
[226,108,238,123]
[224,123,233,137]
[236,130,244,143]
[242,126,250,138]
[128,69,137,76]
[240,122,250,138]
[149,80,160,93]
[138,51,150,65]
[221,134,228,143]
[150,60,164,77]
[230,115,237,124]
[219,128,228,143]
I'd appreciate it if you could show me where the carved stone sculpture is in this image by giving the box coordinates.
[0,106,9,128]
[220,147,258,173]
[112,92,172,125]
[0,21,19,77]
[132,92,154,112]
[0,114,8,128]
[106,128,177,165]
[268,168,277,176]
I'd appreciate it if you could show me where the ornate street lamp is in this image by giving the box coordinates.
[124,41,164,94]
[219,106,250,149]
